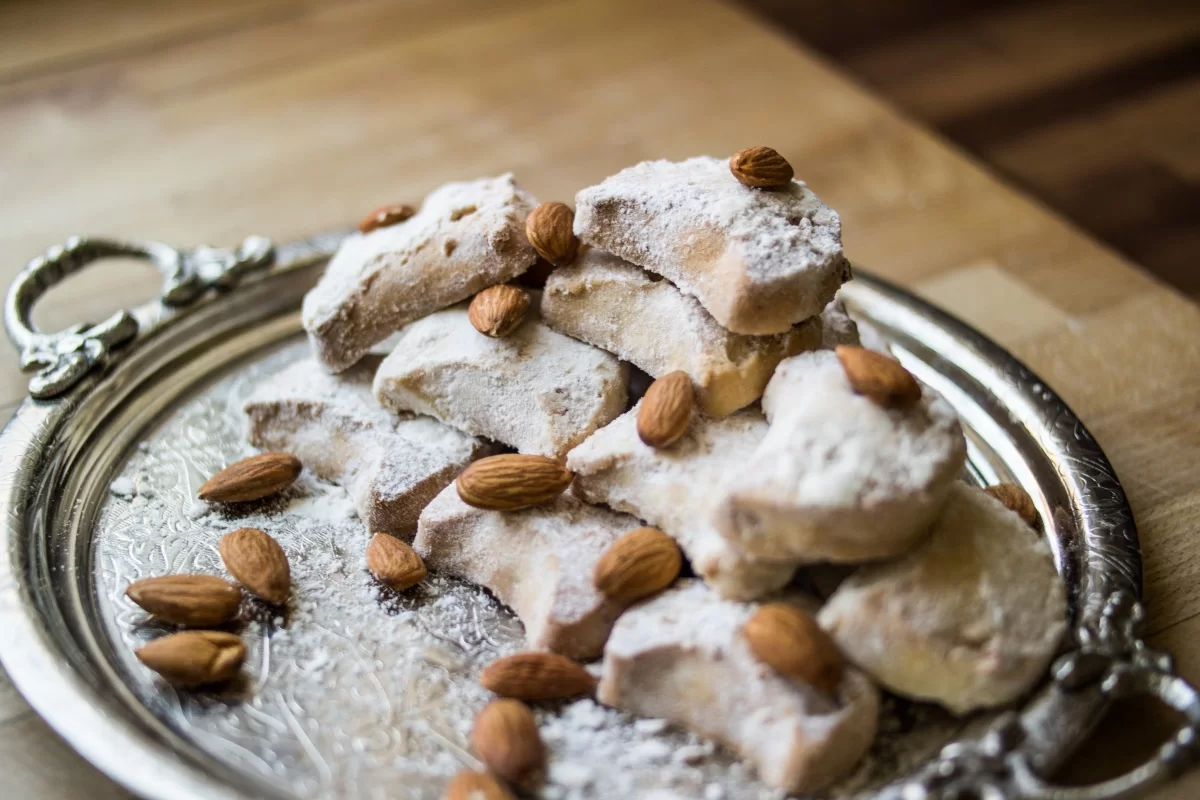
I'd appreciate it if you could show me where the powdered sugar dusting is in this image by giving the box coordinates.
[819,483,1068,714]
[542,248,830,416]
[415,486,635,659]
[574,157,850,333]
[91,339,975,798]
[302,174,537,371]
[758,350,965,505]
[89,282,984,795]
[713,349,967,564]
[244,355,487,538]
[598,581,881,794]
[567,407,798,600]
[373,304,628,458]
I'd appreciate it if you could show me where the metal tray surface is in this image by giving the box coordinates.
[1,233,1198,800]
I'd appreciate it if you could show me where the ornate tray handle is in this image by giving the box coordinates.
[892,592,1200,800]
[1017,592,1200,800]
[4,235,273,399]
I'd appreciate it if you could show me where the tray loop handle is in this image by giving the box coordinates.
[5,235,273,399]
[890,591,1200,800]
[1010,596,1200,800]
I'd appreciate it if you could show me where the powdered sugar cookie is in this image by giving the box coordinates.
[244,358,489,539]
[542,247,859,416]
[574,157,851,335]
[303,175,538,372]
[819,482,1067,714]
[567,407,798,600]
[414,484,637,660]
[713,349,966,563]
[599,580,879,794]
[374,304,628,459]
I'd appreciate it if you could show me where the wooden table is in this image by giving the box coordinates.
[2,1,1198,797]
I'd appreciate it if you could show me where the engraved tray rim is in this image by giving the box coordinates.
[1,233,1196,800]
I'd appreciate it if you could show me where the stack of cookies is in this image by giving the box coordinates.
[222,149,1067,797]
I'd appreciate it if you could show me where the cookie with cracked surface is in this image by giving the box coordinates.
[374,304,627,459]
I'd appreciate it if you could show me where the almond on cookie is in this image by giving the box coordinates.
[574,156,850,335]
[598,580,879,794]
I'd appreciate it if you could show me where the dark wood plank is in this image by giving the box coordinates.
[736,0,1033,56]
[737,0,1200,301]
[939,38,1200,150]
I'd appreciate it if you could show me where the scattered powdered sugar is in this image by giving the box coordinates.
[94,341,975,799]
[185,500,211,519]
[547,760,594,789]
[621,739,673,765]
[634,717,669,735]
[537,699,781,800]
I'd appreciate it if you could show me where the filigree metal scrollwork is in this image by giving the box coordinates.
[5,235,274,399]
[889,712,1026,800]
[161,235,273,305]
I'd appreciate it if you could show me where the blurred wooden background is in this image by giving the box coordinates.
[0,0,1198,798]
[741,0,1200,301]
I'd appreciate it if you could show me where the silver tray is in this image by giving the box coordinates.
[2,233,1198,800]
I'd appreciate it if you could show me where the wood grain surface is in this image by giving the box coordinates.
[1,1,1198,798]
[741,0,1200,301]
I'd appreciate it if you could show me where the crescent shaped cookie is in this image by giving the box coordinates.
[818,482,1068,714]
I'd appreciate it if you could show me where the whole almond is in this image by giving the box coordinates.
[471,699,544,785]
[125,575,242,627]
[986,483,1042,531]
[456,455,573,511]
[135,630,245,688]
[480,652,597,700]
[366,533,427,590]
[525,202,579,267]
[219,527,291,605]
[743,603,844,695]
[445,770,515,800]
[358,203,416,234]
[729,146,794,189]
[637,371,693,448]
[835,345,922,410]
[469,285,530,338]
[199,452,302,503]
[593,527,681,604]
